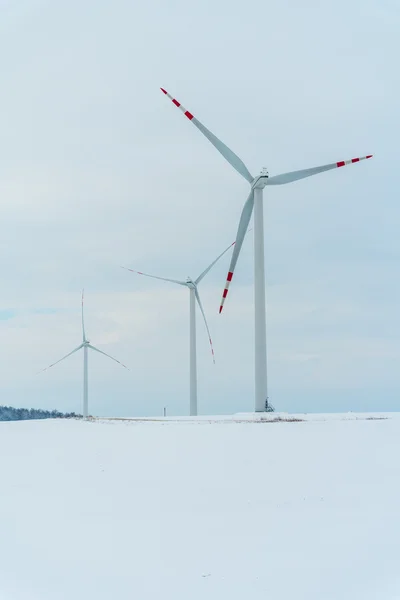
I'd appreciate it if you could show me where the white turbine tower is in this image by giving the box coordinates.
[123,240,235,416]
[39,291,129,419]
[160,87,373,413]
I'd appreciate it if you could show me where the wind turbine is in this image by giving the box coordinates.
[160,87,373,413]
[38,291,129,419]
[122,240,236,416]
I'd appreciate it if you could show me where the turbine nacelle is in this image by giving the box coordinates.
[186,277,196,289]
[252,168,269,189]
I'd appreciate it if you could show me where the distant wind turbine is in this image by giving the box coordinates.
[160,87,373,413]
[122,240,236,416]
[38,291,129,419]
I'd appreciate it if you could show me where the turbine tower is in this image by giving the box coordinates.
[123,240,236,416]
[160,87,373,412]
[39,291,129,419]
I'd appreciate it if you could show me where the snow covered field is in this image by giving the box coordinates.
[1,413,400,599]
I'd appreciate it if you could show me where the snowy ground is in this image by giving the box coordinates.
[1,413,400,599]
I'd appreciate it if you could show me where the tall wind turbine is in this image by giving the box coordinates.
[39,291,129,419]
[160,87,373,412]
[123,241,235,416]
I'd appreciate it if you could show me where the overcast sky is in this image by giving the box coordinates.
[0,0,398,417]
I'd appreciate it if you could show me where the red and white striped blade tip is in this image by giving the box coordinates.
[121,267,142,275]
[160,87,194,120]
[208,338,215,364]
[337,155,373,167]
[219,271,233,313]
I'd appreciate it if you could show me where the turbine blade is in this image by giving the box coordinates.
[195,241,235,285]
[194,288,215,364]
[87,344,130,370]
[219,190,255,313]
[266,154,373,186]
[81,289,86,342]
[160,88,254,183]
[37,344,83,374]
[121,267,187,286]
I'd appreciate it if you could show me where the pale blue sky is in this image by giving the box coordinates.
[0,0,398,416]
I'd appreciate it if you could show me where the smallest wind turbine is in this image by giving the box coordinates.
[38,291,129,419]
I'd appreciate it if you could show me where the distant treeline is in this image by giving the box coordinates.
[0,405,80,422]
